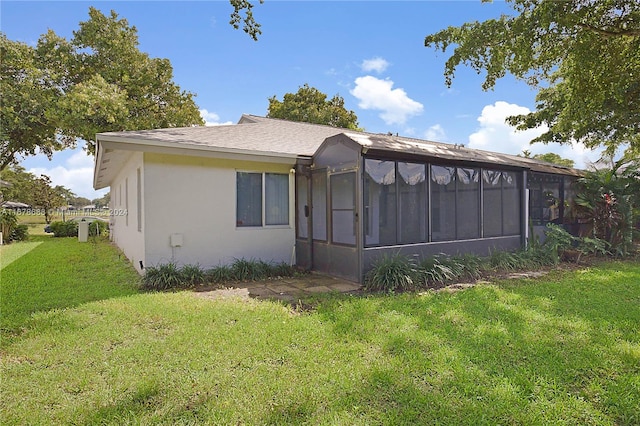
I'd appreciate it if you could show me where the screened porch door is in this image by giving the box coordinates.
[326,171,359,281]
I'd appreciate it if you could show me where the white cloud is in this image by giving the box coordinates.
[361,57,390,74]
[351,76,423,125]
[199,109,233,126]
[27,145,106,199]
[468,101,603,168]
[425,124,446,141]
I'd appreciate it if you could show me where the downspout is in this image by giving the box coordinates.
[523,170,529,248]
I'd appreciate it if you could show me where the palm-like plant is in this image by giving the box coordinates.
[574,157,639,255]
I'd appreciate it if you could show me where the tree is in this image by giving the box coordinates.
[425,0,640,157]
[0,8,204,169]
[70,197,92,208]
[268,84,360,130]
[28,175,66,224]
[529,153,575,168]
[0,35,63,171]
[92,192,110,209]
[0,165,37,203]
[39,7,204,155]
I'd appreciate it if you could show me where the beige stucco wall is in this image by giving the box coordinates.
[110,152,145,273]
[141,152,296,269]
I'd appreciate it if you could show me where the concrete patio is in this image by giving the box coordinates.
[240,273,361,302]
[195,273,362,303]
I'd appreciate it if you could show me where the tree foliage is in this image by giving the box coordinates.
[425,0,640,156]
[0,165,38,203]
[229,0,263,41]
[0,35,62,171]
[29,175,66,224]
[0,7,204,169]
[574,158,640,255]
[267,84,360,129]
[0,166,74,217]
[533,153,575,168]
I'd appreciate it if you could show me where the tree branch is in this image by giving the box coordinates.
[577,23,640,38]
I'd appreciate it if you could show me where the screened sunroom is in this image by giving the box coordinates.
[295,132,580,283]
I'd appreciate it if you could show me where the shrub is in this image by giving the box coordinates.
[143,259,296,290]
[0,209,18,241]
[231,258,265,281]
[543,223,575,260]
[10,224,29,242]
[364,253,416,292]
[577,237,610,257]
[49,221,78,237]
[180,264,205,286]
[489,249,521,271]
[142,263,184,291]
[269,262,296,278]
[206,265,233,283]
[452,253,484,279]
[88,220,109,237]
[418,256,459,286]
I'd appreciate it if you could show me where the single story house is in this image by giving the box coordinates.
[94,114,580,282]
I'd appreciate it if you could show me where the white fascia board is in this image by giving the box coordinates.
[96,134,300,163]
[93,139,105,190]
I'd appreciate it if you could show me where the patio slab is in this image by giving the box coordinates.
[234,273,361,302]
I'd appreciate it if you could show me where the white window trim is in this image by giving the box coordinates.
[236,170,291,229]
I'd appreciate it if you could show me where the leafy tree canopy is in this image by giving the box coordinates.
[92,192,110,209]
[0,35,62,171]
[0,165,37,203]
[532,153,575,168]
[268,84,360,130]
[425,0,640,157]
[0,166,75,209]
[521,151,575,168]
[1,7,204,169]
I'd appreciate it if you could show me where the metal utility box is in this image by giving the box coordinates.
[78,220,89,242]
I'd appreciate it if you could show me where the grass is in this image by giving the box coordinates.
[0,240,43,269]
[0,235,140,336]
[1,236,639,424]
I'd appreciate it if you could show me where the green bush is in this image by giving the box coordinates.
[543,223,575,260]
[231,258,265,281]
[10,224,29,242]
[269,262,296,278]
[577,237,610,257]
[418,255,460,286]
[364,253,416,292]
[142,263,184,291]
[0,209,19,241]
[489,249,521,271]
[49,221,78,237]
[180,264,205,286]
[48,220,108,238]
[143,259,297,291]
[206,265,234,283]
[88,220,109,236]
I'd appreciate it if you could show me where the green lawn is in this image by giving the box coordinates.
[0,235,140,335]
[1,236,639,425]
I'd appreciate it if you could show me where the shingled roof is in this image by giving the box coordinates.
[94,114,580,189]
[97,114,344,158]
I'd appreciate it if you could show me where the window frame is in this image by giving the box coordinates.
[236,171,290,228]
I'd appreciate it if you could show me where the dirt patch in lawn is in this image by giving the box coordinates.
[194,287,251,301]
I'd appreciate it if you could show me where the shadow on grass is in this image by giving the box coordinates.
[310,264,640,424]
[1,235,140,337]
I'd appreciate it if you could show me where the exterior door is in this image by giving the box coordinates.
[328,171,359,281]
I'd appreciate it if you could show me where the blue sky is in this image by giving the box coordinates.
[2,1,603,199]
